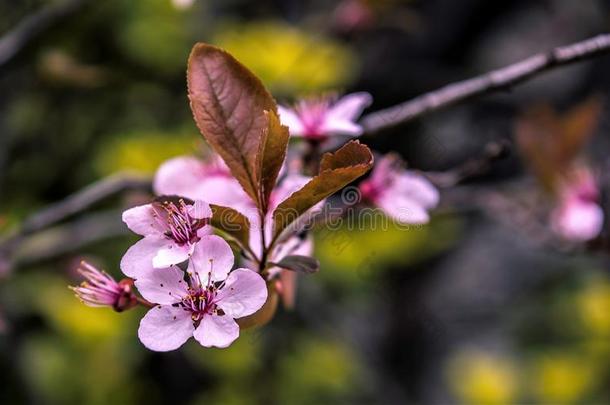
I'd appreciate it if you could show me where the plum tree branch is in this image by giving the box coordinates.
[0,173,151,259]
[0,0,91,67]
[361,33,610,135]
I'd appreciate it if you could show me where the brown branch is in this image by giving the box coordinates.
[361,33,610,135]
[0,0,91,67]
[0,173,151,257]
[10,210,128,268]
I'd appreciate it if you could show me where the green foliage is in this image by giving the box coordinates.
[316,214,461,287]
[276,337,362,404]
[116,0,193,75]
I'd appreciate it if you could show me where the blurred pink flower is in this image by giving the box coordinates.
[121,199,212,277]
[333,0,375,32]
[278,92,372,141]
[70,261,137,311]
[154,155,250,209]
[135,235,267,351]
[153,155,319,269]
[359,154,439,224]
[551,169,603,241]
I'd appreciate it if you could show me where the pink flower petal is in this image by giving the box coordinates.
[120,236,167,278]
[551,200,603,241]
[270,174,311,209]
[153,156,207,199]
[152,243,192,269]
[122,204,163,236]
[326,92,372,121]
[199,176,253,208]
[378,194,431,225]
[188,200,212,219]
[369,156,391,186]
[138,305,194,352]
[193,314,239,348]
[320,118,363,136]
[187,235,234,284]
[215,268,268,318]
[196,224,214,238]
[134,265,188,305]
[393,172,439,209]
[278,105,305,136]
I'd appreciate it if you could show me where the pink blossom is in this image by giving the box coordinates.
[135,235,267,351]
[154,154,319,269]
[359,154,439,224]
[551,169,603,241]
[278,92,372,141]
[154,155,250,209]
[121,198,212,277]
[70,261,137,311]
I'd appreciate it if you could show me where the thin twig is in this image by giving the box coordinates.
[10,210,128,267]
[0,173,151,255]
[361,34,610,134]
[0,0,91,67]
[21,174,150,235]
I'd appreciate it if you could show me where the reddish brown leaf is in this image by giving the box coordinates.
[516,98,601,191]
[558,97,601,167]
[272,140,373,239]
[259,110,290,210]
[272,255,320,274]
[187,43,277,207]
[209,204,250,248]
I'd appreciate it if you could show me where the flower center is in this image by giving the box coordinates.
[156,200,207,245]
[296,99,330,139]
[181,286,222,325]
[359,179,381,202]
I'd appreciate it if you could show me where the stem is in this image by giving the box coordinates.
[361,33,610,134]
[136,296,155,309]
[259,209,268,273]
[242,243,261,265]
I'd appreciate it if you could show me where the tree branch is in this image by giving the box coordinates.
[11,210,128,267]
[0,173,151,256]
[361,33,610,135]
[0,0,91,67]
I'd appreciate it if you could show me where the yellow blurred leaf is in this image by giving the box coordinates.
[448,350,518,405]
[531,352,596,404]
[95,131,198,175]
[213,21,358,95]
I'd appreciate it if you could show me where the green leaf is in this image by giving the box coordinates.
[272,255,320,274]
[272,140,373,239]
[187,43,278,208]
[259,110,289,210]
[209,204,251,249]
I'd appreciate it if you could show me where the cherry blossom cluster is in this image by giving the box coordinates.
[71,91,442,351]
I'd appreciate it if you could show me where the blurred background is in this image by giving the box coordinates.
[1,0,610,404]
